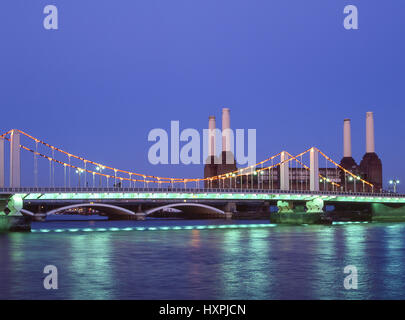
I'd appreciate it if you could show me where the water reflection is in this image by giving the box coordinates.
[2,221,405,299]
[68,234,113,299]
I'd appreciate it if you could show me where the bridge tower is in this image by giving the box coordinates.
[310,148,319,191]
[10,129,21,188]
[280,151,289,190]
[0,136,4,187]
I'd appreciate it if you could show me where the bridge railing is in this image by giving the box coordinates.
[0,187,403,198]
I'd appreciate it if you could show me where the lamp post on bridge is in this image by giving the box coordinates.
[389,179,400,193]
[96,166,105,188]
[76,169,83,187]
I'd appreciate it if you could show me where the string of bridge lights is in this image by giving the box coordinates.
[0,129,373,189]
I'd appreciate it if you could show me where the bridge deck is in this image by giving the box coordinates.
[1,187,404,204]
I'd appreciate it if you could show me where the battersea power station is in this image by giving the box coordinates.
[204,109,383,192]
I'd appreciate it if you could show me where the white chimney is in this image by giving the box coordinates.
[366,111,375,153]
[208,116,216,157]
[343,119,352,158]
[222,108,231,152]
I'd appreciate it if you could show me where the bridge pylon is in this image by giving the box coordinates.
[310,148,319,191]
[10,130,21,188]
[280,151,289,190]
[0,136,4,188]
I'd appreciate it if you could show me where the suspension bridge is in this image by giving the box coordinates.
[0,129,404,232]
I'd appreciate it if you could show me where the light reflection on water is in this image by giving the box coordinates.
[1,220,405,299]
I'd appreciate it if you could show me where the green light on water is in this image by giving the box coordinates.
[30,222,325,234]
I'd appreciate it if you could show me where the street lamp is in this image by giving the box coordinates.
[76,169,83,187]
[389,179,400,193]
[96,165,105,187]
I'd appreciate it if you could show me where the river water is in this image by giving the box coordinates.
[1,218,405,300]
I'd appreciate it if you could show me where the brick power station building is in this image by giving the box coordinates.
[204,109,383,192]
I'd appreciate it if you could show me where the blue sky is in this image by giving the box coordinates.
[0,1,404,190]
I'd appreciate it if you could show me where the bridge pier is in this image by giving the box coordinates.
[0,216,31,232]
[224,212,233,220]
[135,212,146,221]
[0,194,32,232]
[271,198,329,225]
[224,202,236,220]
[371,203,405,222]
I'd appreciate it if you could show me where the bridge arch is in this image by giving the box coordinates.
[145,203,225,216]
[20,209,35,217]
[45,203,136,217]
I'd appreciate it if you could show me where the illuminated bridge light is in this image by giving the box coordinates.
[30,223,304,234]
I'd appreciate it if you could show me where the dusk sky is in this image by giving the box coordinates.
[1,1,404,190]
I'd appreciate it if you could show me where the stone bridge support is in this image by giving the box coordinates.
[0,195,31,232]
[277,200,294,213]
[224,202,236,219]
[306,198,324,213]
[272,198,327,225]
[371,203,405,222]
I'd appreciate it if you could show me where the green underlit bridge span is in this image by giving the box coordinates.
[1,187,405,222]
